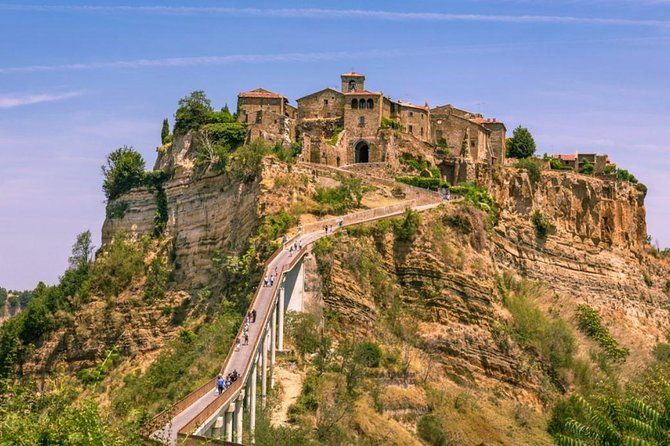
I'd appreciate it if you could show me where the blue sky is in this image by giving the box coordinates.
[1,0,669,290]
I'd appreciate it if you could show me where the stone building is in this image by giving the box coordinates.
[237,88,296,146]
[236,73,506,184]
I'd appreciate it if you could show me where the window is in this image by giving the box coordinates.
[470,139,476,148]
[367,98,374,109]
[351,99,358,109]
[255,111,262,124]
[359,99,366,109]
[410,111,414,117]
[358,116,366,127]
[324,99,329,106]
[348,80,356,91]
[420,127,424,136]
[408,125,413,134]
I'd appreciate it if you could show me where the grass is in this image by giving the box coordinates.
[575,304,629,362]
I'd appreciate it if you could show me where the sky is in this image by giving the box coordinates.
[0,0,669,290]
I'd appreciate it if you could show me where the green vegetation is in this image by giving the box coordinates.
[579,161,594,175]
[396,176,448,191]
[417,414,448,446]
[173,90,213,136]
[313,177,366,215]
[326,126,344,145]
[381,117,404,131]
[653,343,670,362]
[615,168,638,184]
[160,118,171,144]
[77,346,121,384]
[0,287,33,319]
[515,158,543,183]
[101,146,146,201]
[286,312,322,361]
[0,379,139,445]
[498,274,578,390]
[549,157,572,171]
[575,304,629,362]
[89,232,149,299]
[393,209,421,242]
[450,182,499,226]
[532,210,553,239]
[506,126,536,159]
[106,200,129,219]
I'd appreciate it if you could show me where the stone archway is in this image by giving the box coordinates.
[354,141,370,163]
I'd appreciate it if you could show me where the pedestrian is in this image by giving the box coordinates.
[217,375,224,395]
[252,309,257,322]
[244,332,249,345]
[282,234,287,245]
[298,240,303,250]
[235,337,241,351]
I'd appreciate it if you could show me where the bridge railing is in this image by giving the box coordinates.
[148,193,444,441]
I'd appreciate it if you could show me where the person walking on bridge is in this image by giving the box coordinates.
[252,309,257,323]
[217,375,224,395]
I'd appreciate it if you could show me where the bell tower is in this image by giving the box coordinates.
[340,72,365,93]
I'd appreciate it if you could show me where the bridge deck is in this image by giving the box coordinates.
[151,200,443,444]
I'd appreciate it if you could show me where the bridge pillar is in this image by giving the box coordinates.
[278,284,285,351]
[250,355,258,444]
[270,305,276,388]
[225,404,234,442]
[212,416,224,438]
[262,329,268,408]
[234,391,244,444]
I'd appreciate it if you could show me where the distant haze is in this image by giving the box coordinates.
[1,0,668,290]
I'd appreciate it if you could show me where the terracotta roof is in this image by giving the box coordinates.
[341,71,365,77]
[238,88,285,99]
[397,101,429,111]
[343,90,382,96]
[555,154,577,161]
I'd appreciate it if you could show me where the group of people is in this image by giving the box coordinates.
[323,219,344,235]
[216,370,240,395]
[235,309,257,351]
[287,239,302,256]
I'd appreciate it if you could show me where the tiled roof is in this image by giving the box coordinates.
[344,89,382,96]
[341,71,365,77]
[555,154,577,161]
[238,88,285,99]
[397,101,429,111]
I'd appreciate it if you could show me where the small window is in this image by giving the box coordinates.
[255,111,262,124]
[351,99,358,109]
[470,139,476,148]
[359,99,366,109]
[420,127,424,136]
[358,116,365,127]
[410,111,414,117]
[408,125,413,134]
[367,98,374,109]
[348,80,356,91]
[324,99,329,106]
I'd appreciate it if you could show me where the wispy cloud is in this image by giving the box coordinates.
[0,91,83,108]
[1,5,669,27]
[1,37,667,75]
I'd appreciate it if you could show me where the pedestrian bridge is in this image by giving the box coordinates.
[143,176,443,445]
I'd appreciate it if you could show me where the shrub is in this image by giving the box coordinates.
[575,304,629,361]
[381,117,404,131]
[200,122,247,150]
[396,176,448,191]
[326,126,344,145]
[106,201,129,219]
[654,343,670,362]
[450,183,499,226]
[228,140,271,182]
[174,90,214,136]
[354,341,382,368]
[417,414,447,446]
[531,210,553,239]
[643,271,653,287]
[393,209,420,242]
[506,126,536,159]
[579,161,594,175]
[636,182,648,195]
[549,158,572,170]
[616,168,638,183]
[515,158,543,183]
[144,255,170,302]
[443,212,472,234]
[89,233,148,298]
[101,146,146,200]
[313,177,365,215]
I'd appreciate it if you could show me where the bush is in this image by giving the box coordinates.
[89,233,148,298]
[506,126,536,159]
[653,343,670,362]
[174,90,214,136]
[396,176,448,191]
[579,161,594,175]
[442,212,472,234]
[101,146,146,200]
[393,209,421,242]
[450,183,499,226]
[417,414,447,446]
[286,312,321,360]
[381,117,404,131]
[549,158,572,170]
[531,210,553,239]
[354,341,382,368]
[106,201,129,219]
[228,140,270,182]
[575,304,629,361]
[326,127,343,146]
[313,177,365,215]
[616,168,638,183]
[200,122,246,149]
[515,158,542,183]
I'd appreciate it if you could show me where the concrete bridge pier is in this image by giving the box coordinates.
[234,391,244,444]
[249,355,258,444]
[211,416,224,438]
[224,404,234,442]
[277,283,285,351]
[270,306,276,388]
[261,328,268,408]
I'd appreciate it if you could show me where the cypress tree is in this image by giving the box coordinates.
[161,118,170,144]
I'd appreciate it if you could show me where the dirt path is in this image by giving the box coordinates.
[271,362,304,427]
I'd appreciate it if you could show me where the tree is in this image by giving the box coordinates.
[68,230,94,270]
[506,126,536,159]
[160,118,170,144]
[174,90,214,136]
[101,146,146,200]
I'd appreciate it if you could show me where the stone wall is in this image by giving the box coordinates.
[397,106,431,143]
[431,114,489,161]
[343,94,382,141]
[296,89,344,121]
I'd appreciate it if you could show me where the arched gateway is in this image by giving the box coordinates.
[354,141,370,163]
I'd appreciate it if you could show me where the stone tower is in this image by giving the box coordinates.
[340,72,365,93]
